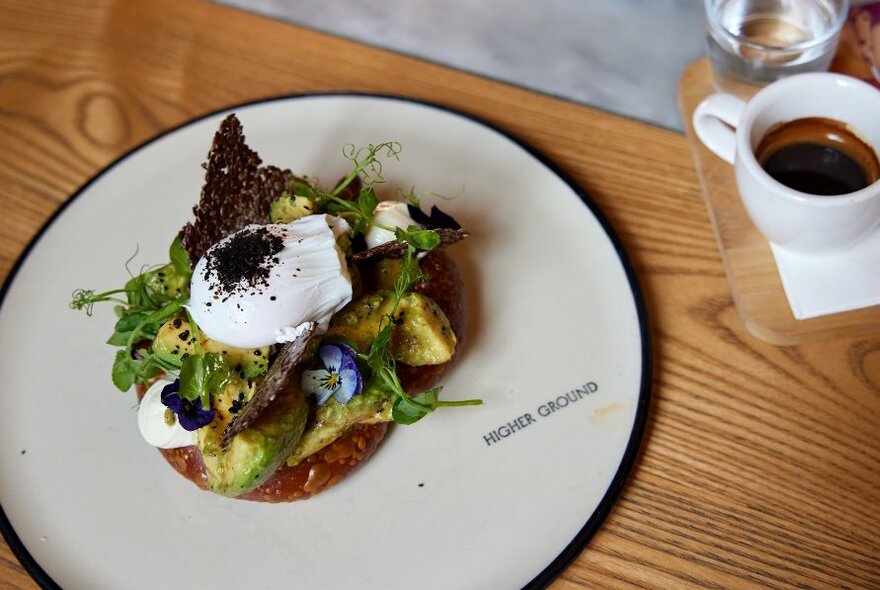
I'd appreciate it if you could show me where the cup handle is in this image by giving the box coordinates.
[692,93,747,164]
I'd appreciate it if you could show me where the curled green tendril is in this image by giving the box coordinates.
[69,289,96,315]
[336,142,402,194]
[69,288,129,317]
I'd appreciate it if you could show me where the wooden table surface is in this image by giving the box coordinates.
[1,1,878,588]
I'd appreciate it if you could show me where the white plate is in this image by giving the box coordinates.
[0,95,650,590]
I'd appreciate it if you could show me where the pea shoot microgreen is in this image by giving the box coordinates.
[363,243,482,425]
[336,142,402,194]
[69,288,129,317]
[179,352,230,411]
[294,142,401,237]
[176,308,232,409]
[71,237,192,391]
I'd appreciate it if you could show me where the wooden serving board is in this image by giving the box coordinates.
[678,58,880,345]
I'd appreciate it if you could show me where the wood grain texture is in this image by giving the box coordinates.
[0,1,878,589]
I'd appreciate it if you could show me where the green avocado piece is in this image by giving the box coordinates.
[363,258,405,291]
[326,291,393,351]
[326,291,456,366]
[394,293,457,366]
[285,389,391,467]
[269,194,315,223]
[151,316,270,378]
[198,377,310,497]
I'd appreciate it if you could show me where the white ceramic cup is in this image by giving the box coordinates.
[693,72,880,254]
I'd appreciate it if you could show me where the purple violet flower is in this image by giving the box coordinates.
[160,379,215,431]
[302,343,363,405]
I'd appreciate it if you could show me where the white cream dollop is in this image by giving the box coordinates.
[364,201,420,249]
[137,378,197,449]
[187,214,352,348]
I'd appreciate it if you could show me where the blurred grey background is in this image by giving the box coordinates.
[218,0,708,130]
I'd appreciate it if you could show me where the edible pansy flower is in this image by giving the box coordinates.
[160,379,215,431]
[302,343,363,405]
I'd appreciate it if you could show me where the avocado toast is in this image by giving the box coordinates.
[72,114,478,501]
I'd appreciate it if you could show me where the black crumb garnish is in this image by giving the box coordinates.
[229,393,247,414]
[202,227,284,300]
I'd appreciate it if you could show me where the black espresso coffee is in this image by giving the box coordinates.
[754,117,880,196]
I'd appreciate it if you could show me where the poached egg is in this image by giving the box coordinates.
[187,214,352,348]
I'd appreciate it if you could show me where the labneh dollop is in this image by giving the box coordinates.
[364,201,419,249]
[138,378,196,449]
[187,214,352,348]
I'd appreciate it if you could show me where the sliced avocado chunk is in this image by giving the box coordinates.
[269,194,315,223]
[364,258,405,291]
[151,316,196,366]
[326,291,456,366]
[327,291,393,350]
[395,293,457,365]
[151,315,269,377]
[286,388,391,467]
[203,339,270,380]
[198,377,309,497]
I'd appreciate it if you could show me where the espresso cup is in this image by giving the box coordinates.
[693,72,880,254]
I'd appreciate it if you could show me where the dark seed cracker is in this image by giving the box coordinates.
[350,228,470,264]
[220,322,317,448]
[179,114,294,264]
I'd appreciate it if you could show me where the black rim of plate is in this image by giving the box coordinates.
[0,93,652,590]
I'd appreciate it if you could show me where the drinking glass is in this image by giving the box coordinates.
[704,0,850,94]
